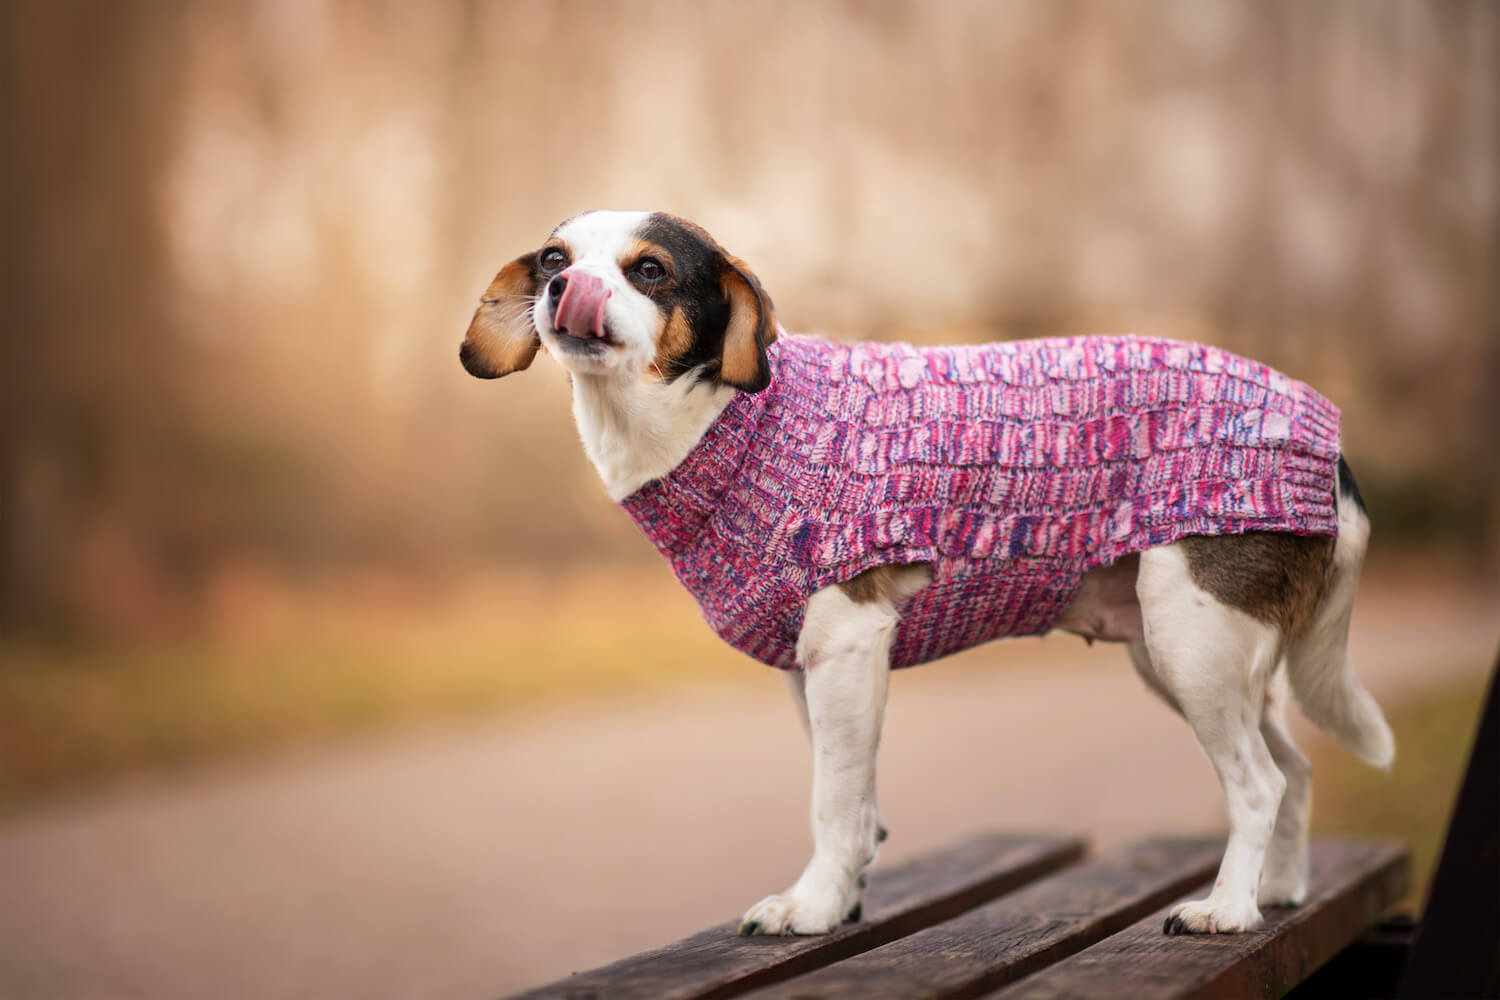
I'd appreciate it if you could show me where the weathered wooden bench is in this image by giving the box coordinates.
[513,664,1498,1000]
[510,835,1406,1000]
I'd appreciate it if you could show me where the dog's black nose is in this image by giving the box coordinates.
[548,274,567,305]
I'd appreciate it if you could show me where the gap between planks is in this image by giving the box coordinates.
[986,839,1409,1000]
[744,838,1227,1000]
[508,832,1084,1000]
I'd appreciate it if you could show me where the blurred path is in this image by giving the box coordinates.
[0,582,1493,999]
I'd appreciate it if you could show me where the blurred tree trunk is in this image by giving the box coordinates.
[0,3,186,630]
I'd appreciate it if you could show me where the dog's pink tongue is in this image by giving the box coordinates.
[554,270,611,339]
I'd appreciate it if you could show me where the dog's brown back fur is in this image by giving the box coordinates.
[1180,532,1336,640]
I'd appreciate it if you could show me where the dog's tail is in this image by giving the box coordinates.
[1285,456,1395,770]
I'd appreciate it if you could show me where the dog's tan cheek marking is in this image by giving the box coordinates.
[620,239,677,281]
[650,306,693,377]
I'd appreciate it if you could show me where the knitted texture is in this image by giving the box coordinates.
[620,334,1341,670]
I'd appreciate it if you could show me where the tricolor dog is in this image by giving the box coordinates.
[460,210,1393,937]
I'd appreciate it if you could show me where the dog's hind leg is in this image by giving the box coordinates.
[1126,640,1183,716]
[1130,629,1308,900]
[739,564,927,936]
[1258,674,1312,906]
[1138,544,1286,934]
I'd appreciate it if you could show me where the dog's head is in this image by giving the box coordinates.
[460,211,777,391]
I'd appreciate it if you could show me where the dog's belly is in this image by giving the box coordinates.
[1052,553,1144,644]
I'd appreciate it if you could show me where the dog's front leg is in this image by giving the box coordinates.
[738,585,896,935]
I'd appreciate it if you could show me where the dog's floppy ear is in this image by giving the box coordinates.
[460,253,541,379]
[716,254,778,392]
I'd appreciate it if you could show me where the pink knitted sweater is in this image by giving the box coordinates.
[620,334,1341,670]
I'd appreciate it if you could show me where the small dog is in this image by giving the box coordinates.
[460,211,1394,937]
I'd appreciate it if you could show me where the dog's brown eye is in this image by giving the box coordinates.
[540,248,568,273]
[634,258,665,282]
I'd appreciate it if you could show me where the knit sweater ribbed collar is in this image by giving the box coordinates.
[617,339,785,559]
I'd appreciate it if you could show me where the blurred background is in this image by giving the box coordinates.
[1,1,1496,997]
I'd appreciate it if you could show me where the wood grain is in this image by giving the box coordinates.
[509,832,1084,1000]
[745,838,1227,1000]
[987,839,1409,1000]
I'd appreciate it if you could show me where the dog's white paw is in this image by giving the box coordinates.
[1163,897,1264,935]
[737,888,859,936]
[1258,863,1308,908]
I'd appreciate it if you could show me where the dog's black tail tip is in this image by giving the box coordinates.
[1337,454,1366,515]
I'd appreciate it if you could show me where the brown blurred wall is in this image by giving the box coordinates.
[1,0,1496,633]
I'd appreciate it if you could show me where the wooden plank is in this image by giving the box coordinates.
[988,839,1409,1000]
[743,838,1226,1000]
[509,832,1084,1000]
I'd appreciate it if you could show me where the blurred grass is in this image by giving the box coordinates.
[1306,670,1492,913]
[3,559,1492,888]
[0,569,733,813]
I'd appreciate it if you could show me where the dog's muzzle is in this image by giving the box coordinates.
[550,270,612,340]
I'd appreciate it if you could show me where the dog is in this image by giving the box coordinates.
[459,210,1394,937]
